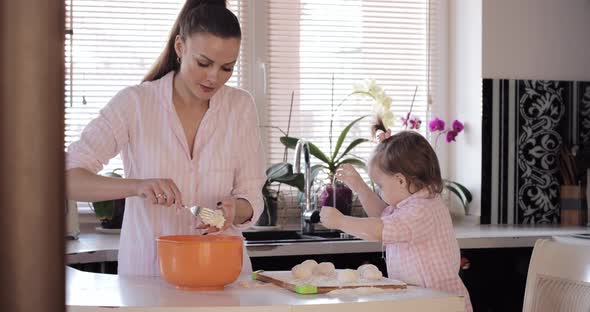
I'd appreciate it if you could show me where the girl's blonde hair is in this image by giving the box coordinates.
[371,117,443,195]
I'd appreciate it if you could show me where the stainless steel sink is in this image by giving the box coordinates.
[242,230,359,244]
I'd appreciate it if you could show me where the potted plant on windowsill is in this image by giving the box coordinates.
[402,100,474,219]
[279,79,392,215]
[91,169,126,230]
[259,162,305,227]
[258,91,307,227]
[280,115,368,215]
[427,117,473,218]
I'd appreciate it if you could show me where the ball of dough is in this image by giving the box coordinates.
[357,264,379,275]
[337,269,359,283]
[313,262,336,276]
[300,259,318,270]
[361,268,383,280]
[291,264,313,280]
[358,264,383,280]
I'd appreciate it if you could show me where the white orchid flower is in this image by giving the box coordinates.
[382,111,395,128]
[353,79,395,129]
[374,93,392,110]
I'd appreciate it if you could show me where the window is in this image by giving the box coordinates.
[65,0,438,178]
[265,0,435,179]
[64,0,247,174]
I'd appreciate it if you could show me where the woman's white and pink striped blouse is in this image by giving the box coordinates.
[66,71,266,276]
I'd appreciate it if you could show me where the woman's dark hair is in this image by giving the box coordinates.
[143,0,241,82]
[371,119,443,195]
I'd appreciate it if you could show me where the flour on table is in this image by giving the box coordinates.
[327,287,385,296]
[237,280,270,288]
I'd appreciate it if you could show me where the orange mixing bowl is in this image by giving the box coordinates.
[156,235,243,290]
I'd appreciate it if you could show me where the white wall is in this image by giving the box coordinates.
[448,0,483,216]
[483,0,590,81]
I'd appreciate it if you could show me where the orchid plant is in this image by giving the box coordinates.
[426,117,471,211]
[398,91,472,212]
[280,78,395,181]
[428,117,465,148]
[279,78,394,215]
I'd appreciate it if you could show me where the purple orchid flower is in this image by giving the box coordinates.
[400,112,411,128]
[428,117,445,132]
[446,130,458,142]
[409,117,421,130]
[452,120,464,133]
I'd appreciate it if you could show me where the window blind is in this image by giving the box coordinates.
[266,0,433,180]
[64,0,248,175]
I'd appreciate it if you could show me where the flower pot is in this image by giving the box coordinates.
[442,188,466,223]
[92,198,125,229]
[258,194,278,226]
[319,181,353,215]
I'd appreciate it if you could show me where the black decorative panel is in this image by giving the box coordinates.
[517,81,565,224]
[482,79,589,225]
[580,82,590,148]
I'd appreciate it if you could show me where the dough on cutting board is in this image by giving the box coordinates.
[337,269,360,283]
[291,264,313,280]
[357,264,383,280]
[357,264,378,274]
[312,262,336,276]
[361,268,383,280]
[300,259,318,270]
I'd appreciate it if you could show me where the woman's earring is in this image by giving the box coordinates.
[176,57,181,64]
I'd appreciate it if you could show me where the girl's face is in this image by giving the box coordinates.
[174,32,240,102]
[368,162,412,207]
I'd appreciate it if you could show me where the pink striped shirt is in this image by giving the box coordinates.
[381,189,473,312]
[66,71,266,276]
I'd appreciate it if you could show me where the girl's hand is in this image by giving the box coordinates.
[197,197,236,233]
[335,164,364,192]
[135,178,182,208]
[319,206,344,230]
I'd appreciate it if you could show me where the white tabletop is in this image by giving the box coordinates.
[66,267,465,311]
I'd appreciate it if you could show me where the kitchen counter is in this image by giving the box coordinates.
[66,223,590,263]
[66,267,465,311]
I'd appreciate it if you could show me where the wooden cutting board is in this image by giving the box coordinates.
[252,270,407,294]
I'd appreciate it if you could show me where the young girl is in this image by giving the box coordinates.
[319,122,473,312]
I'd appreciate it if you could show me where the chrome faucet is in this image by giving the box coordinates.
[294,139,320,234]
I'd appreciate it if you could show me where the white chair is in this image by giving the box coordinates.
[522,238,590,312]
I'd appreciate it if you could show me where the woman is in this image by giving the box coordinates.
[66,0,266,276]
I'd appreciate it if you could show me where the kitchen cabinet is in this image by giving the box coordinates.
[460,247,533,312]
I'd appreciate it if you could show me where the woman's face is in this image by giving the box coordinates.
[174,32,240,101]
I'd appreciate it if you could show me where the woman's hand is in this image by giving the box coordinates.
[197,196,237,234]
[335,164,365,192]
[135,178,182,208]
[319,206,344,230]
